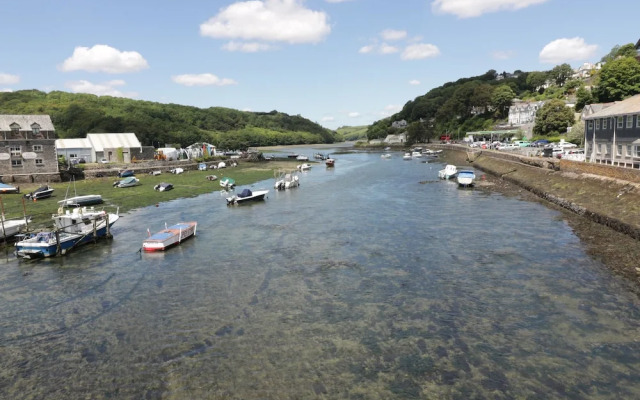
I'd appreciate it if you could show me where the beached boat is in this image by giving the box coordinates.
[170,167,184,174]
[0,183,20,194]
[0,216,30,240]
[325,157,335,167]
[226,188,269,205]
[314,153,327,160]
[411,151,423,158]
[142,221,197,252]
[24,185,54,201]
[274,170,300,190]
[438,164,458,180]
[15,207,119,259]
[198,163,207,171]
[220,177,235,189]
[113,176,140,188]
[205,175,218,181]
[297,163,312,171]
[403,153,412,160]
[58,194,103,207]
[456,170,476,187]
[154,182,173,192]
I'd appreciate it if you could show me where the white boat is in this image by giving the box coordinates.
[297,163,312,171]
[0,183,20,194]
[24,185,54,200]
[220,177,235,189]
[58,194,103,207]
[438,164,458,180]
[170,167,184,174]
[142,221,197,252]
[296,155,309,161]
[411,151,423,158]
[15,207,120,259]
[113,177,140,188]
[0,216,30,239]
[154,182,173,192]
[456,170,476,187]
[403,153,412,160]
[226,189,269,205]
[381,154,391,159]
[274,170,300,190]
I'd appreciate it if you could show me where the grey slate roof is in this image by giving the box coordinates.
[585,94,640,119]
[0,115,54,131]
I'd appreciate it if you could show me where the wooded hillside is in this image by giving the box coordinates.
[0,90,341,149]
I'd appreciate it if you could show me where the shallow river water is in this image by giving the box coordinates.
[1,148,640,399]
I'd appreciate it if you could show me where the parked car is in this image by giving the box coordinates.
[78,158,86,164]
[531,139,550,147]
[100,158,108,164]
[497,143,519,151]
[118,169,135,178]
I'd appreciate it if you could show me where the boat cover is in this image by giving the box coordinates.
[239,189,252,198]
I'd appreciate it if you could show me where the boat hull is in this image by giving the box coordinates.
[58,195,103,207]
[142,222,197,252]
[226,190,269,205]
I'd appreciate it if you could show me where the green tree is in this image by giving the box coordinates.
[549,63,574,86]
[470,84,493,111]
[526,71,549,91]
[593,57,640,102]
[567,120,585,146]
[601,43,636,63]
[491,85,516,119]
[406,121,427,145]
[575,86,593,111]
[533,99,575,135]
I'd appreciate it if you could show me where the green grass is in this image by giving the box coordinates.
[1,161,298,229]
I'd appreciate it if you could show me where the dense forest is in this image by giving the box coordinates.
[0,90,342,150]
[367,42,640,145]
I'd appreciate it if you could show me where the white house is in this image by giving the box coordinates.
[508,101,545,125]
[384,133,406,144]
[56,133,143,163]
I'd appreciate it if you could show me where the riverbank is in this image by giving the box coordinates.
[437,147,640,290]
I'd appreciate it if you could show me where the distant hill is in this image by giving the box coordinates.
[336,125,368,141]
[0,90,341,149]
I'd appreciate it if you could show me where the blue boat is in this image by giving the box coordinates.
[15,207,119,259]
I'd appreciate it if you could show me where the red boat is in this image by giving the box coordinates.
[325,157,335,167]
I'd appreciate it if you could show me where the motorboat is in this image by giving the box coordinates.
[220,177,235,189]
[113,176,140,188]
[411,151,423,158]
[117,169,135,178]
[149,170,161,176]
[170,168,184,174]
[0,183,20,194]
[403,153,412,160]
[142,221,197,252]
[456,170,476,187]
[24,185,54,201]
[0,216,30,240]
[314,153,327,160]
[274,170,300,190]
[438,164,458,180]
[205,175,218,181]
[297,163,312,171]
[226,188,269,205]
[325,157,335,167]
[15,207,120,259]
[381,154,391,159]
[198,163,207,171]
[58,194,103,207]
[154,182,174,192]
[296,155,309,161]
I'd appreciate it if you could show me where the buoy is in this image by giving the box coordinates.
[155,203,159,207]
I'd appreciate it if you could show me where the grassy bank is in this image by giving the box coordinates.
[1,160,301,229]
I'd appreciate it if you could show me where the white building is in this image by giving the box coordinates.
[508,101,545,125]
[56,133,143,163]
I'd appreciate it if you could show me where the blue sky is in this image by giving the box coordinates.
[1,0,638,130]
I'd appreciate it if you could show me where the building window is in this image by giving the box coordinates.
[596,119,600,130]
[637,114,640,128]
[11,159,22,168]
[597,144,602,154]
[627,115,633,129]
[636,146,640,157]
[627,145,632,156]
[9,146,21,156]
[588,121,594,131]
[617,144,623,156]
[603,118,607,129]
[606,144,611,154]
[35,159,44,167]
[618,117,624,128]
[32,145,43,152]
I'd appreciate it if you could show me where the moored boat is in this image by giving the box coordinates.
[154,182,174,192]
[220,177,236,189]
[403,153,412,160]
[113,176,140,188]
[438,164,458,180]
[0,183,20,194]
[24,185,54,200]
[297,163,311,171]
[325,157,335,167]
[58,194,103,207]
[226,188,269,205]
[274,169,300,190]
[142,221,197,252]
[0,216,30,240]
[456,170,476,187]
[15,207,119,259]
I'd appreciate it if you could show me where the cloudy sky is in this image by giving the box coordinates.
[1,0,637,129]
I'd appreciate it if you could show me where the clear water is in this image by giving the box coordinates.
[1,149,639,399]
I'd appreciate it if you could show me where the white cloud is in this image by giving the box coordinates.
[60,44,149,74]
[200,0,331,45]
[172,73,238,87]
[539,37,598,64]
[409,80,421,85]
[322,116,335,122]
[222,41,274,52]
[0,73,19,85]
[359,45,375,54]
[381,29,407,41]
[65,79,138,98]
[325,0,352,3]
[380,43,399,54]
[492,50,515,60]
[432,0,549,18]
[1,88,13,92]
[401,43,440,60]
[348,112,360,118]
